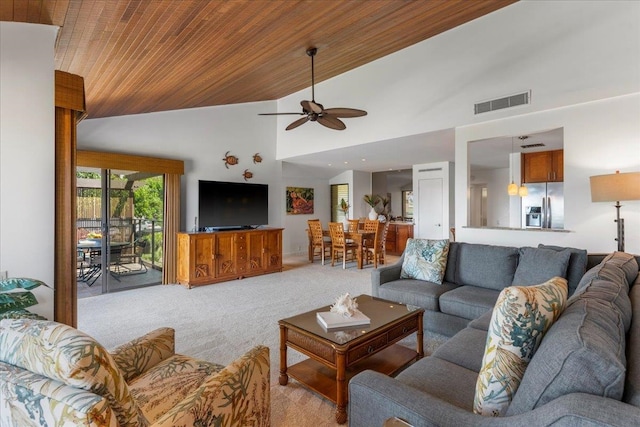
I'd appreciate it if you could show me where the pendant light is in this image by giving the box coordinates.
[518,184,528,197]
[517,136,529,197]
[507,137,518,195]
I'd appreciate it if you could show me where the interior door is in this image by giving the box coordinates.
[418,178,443,239]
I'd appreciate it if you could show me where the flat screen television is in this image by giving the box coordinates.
[198,180,268,231]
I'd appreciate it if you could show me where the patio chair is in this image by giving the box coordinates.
[117,239,148,274]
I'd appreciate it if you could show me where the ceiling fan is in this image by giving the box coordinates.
[259,47,367,131]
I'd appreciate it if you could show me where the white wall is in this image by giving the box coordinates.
[282,162,332,255]
[353,170,372,220]
[77,101,280,230]
[456,94,640,254]
[327,169,372,217]
[0,22,58,319]
[486,168,510,228]
[275,1,640,160]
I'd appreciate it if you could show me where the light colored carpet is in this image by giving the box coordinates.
[78,254,447,426]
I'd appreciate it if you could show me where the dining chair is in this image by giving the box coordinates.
[328,222,358,269]
[363,219,379,255]
[347,219,360,233]
[365,221,389,268]
[308,219,331,265]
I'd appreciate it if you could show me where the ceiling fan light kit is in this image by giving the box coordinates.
[259,47,367,131]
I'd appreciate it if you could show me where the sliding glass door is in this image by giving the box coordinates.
[76,167,163,296]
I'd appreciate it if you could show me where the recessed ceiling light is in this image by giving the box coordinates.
[328,163,332,166]
[344,161,348,164]
[361,158,366,162]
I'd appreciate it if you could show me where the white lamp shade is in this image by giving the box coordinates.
[518,185,528,197]
[590,171,640,202]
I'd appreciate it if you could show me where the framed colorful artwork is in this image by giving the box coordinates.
[286,187,314,215]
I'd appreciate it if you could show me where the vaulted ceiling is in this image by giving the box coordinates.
[1,0,516,119]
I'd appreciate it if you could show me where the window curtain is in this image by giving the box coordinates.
[162,173,181,284]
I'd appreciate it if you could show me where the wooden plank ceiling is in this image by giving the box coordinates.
[2,0,517,119]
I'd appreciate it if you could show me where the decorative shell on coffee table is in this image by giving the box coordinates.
[330,292,359,317]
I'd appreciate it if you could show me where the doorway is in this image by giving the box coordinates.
[418,178,443,239]
[330,183,349,222]
[76,167,163,296]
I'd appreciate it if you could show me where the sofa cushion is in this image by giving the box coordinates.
[468,310,492,331]
[512,247,571,286]
[602,251,640,286]
[432,327,488,373]
[538,244,587,296]
[396,356,477,411]
[473,277,568,417]
[0,319,147,426]
[400,238,450,284]
[624,281,640,407]
[444,241,460,284]
[507,271,631,415]
[439,286,500,320]
[377,279,459,311]
[456,243,519,290]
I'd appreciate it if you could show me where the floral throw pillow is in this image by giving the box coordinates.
[473,277,568,417]
[400,238,450,284]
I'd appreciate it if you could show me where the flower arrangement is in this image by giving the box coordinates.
[380,196,391,217]
[363,194,380,208]
[339,198,350,214]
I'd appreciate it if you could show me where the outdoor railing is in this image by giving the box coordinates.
[77,218,163,269]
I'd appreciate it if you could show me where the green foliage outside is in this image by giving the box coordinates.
[134,176,164,222]
[76,171,165,266]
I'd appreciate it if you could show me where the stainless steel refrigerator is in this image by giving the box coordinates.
[521,182,564,229]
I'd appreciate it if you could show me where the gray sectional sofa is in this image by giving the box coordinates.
[371,242,588,337]
[350,249,640,426]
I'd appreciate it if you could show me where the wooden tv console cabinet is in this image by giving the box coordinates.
[176,228,283,288]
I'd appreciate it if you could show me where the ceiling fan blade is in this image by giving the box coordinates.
[323,108,367,118]
[318,115,346,130]
[301,100,323,114]
[258,112,305,116]
[286,116,310,131]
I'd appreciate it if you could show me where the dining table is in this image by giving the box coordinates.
[307,230,375,269]
[77,240,132,285]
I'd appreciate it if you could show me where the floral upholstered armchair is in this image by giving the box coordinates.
[0,319,270,426]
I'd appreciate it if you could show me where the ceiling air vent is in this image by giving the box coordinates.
[474,91,530,115]
[521,143,545,149]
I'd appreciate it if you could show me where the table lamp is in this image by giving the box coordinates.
[589,171,640,252]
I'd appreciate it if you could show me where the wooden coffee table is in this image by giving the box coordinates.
[278,295,424,424]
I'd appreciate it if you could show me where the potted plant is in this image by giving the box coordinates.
[339,198,351,230]
[0,278,48,320]
[363,194,380,220]
[380,196,391,220]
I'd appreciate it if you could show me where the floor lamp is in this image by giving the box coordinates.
[589,171,640,252]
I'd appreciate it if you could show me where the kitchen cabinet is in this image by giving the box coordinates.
[177,228,283,288]
[385,222,414,255]
[522,149,563,183]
